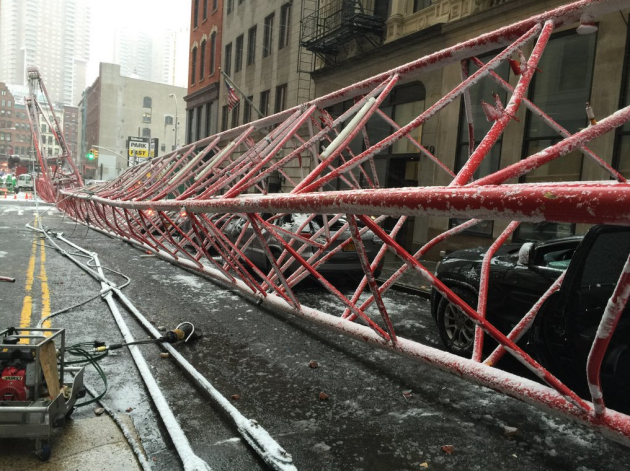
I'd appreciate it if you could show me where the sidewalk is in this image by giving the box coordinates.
[2,413,143,470]
[376,252,437,297]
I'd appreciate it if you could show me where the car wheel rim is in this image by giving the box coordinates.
[443,302,474,349]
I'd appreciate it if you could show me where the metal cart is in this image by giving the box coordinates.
[0,327,86,460]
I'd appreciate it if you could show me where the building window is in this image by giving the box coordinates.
[224,43,232,76]
[614,25,630,179]
[191,46,198,84]
[279,3,291,50]
[274,84,287,113]
[165,116,174,126]
[222,105,229,131]
[205,103,212,137]
[203,0,208,19]
[213,0,218,11]
[450,55,509,237]
[194,0,199,27]
[231,102,240,128]
[260,90,270,117]
[200,40,207,81]
[142,112,152,124]
[210,32,216,74]
[263,14,274,58]
[227,0,233,14]
[517,31,597,241]
[142,128,151,138]
[187,108,194,143]
[143,97,152,108]
[196,107,202,141]
[247,26,257,66]
[413,0,431,12]
[244,96,253,123]
[235,35,244,72]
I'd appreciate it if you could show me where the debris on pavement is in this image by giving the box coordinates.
[504,426,521,439]
[441,445,455,454]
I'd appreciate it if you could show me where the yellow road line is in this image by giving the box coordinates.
[19,238,38,342]
[39,241,51,329]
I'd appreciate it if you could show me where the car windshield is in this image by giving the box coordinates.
[276,214,348,233]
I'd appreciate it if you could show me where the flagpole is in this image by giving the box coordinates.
[220,68,266,119]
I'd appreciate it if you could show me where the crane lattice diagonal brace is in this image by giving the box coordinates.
[46,0,630,447]
[25,66,83,202]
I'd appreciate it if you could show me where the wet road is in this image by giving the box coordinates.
[2,199,630,470]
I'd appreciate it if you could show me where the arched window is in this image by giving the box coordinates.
[200,40,207,81]
[191,47,198,85]
[142,128,151,138]
[210,32,216,75]
[143,97,152,108]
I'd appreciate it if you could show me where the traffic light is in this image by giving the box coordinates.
[86,149,95,160]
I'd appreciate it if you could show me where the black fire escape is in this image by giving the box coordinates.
[300,0,387,66]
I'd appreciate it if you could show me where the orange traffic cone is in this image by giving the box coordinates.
[13,194,17,199]
[25,193,29,200]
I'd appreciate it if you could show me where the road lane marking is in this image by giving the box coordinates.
[19,238,38,342]
[39,242,51,328]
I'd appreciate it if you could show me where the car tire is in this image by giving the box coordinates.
[436,287,477,356]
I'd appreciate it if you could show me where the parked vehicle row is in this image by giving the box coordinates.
[223,213,384,279]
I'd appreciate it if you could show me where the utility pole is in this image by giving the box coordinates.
[169,93,179,150]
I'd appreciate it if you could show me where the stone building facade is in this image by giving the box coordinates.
[79,63,187,181]
[309,0,630,254]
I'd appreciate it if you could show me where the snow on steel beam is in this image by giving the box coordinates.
[66,183,630,226]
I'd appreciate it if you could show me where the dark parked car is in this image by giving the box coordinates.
[224,213,384,279]
[431,225,630,413]
[430,233,582,355]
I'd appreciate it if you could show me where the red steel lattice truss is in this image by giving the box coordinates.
[31,0,630,447]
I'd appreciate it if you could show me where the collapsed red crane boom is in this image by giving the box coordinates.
[28,0,630,447]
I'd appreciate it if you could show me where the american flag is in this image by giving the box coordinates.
[225,79,240,111]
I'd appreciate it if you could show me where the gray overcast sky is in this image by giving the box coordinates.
[87,0,191,84]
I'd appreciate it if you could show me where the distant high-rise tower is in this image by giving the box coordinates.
[0,0,91,106]
[113,29,153,82]
[153,27,190,88]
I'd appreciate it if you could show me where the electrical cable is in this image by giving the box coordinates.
[63,344,108,407]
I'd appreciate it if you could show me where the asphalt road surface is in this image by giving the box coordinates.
[2,199,630,470]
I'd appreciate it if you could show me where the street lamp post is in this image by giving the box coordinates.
[168,93,178,150]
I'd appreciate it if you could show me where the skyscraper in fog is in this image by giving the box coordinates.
[0,0,90,106]
[113,29,153,81]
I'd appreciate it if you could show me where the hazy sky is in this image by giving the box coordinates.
[87,0,191,84]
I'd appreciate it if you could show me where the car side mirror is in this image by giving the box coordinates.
[518,242,535,266]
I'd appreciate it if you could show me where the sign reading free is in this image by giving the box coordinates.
[127,137,150,158]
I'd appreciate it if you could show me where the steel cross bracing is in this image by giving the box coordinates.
[50,0,630,446]
[25,66,83,202]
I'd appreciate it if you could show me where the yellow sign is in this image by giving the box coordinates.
[128,138,149,158]
[128,148,149,158]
